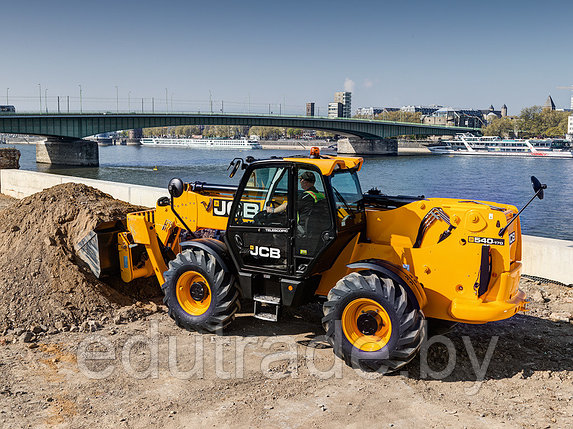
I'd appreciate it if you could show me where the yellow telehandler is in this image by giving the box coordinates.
[78,147,545,372]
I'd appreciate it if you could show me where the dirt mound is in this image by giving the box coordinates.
[0,183,160,331]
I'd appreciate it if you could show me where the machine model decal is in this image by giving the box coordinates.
[468,236,505,246]
[250,245,281,259]
[213,199,260,218]
[508,231,516,245]
[201,199,213,212]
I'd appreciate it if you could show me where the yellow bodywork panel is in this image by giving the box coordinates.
[125,187,240,285]
[283,155,363,175]
[126,210,169,284]
[316,197,525,323]
[117,232,154,283]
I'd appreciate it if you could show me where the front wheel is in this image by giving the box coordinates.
[322,271,426,373]
[162,248,240,333]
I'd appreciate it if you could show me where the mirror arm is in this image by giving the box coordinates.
[498,189,543,237]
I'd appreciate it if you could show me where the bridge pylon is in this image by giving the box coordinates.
[36,137,99,167]
[337,137,398,155]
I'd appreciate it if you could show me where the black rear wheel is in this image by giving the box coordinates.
[162,248,240,333]
[322,270,426,373]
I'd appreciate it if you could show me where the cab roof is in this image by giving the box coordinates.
[283,155,363,175]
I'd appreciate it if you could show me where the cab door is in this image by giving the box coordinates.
[225,163,294,276]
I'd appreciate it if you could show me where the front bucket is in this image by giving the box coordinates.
[75,220,125,278]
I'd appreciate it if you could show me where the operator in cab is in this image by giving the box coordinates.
[266,170,324,217]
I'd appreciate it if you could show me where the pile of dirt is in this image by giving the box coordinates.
[0,183,161,332]
[0,193,15,209]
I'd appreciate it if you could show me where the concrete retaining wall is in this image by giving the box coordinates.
[522,235,572,285]
[0,169,167,208]
[0,169,571,284]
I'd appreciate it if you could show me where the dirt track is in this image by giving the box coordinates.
[1,277,572,429]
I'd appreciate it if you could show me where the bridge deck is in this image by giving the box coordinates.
[0,113,478,140]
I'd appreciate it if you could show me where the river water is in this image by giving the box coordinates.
[11,143,573,241]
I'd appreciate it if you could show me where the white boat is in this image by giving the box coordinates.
[427,133,573,158]
[140,135,261,149]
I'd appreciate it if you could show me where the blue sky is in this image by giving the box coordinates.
[2,0,572,115]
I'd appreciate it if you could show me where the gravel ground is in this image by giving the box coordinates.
[1,278,571,429]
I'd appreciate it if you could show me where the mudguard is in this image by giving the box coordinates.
[179,238,233,274]
[346,259,427,310]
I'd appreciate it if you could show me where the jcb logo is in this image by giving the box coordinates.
[250,245,281,259]
[213,199,260,218]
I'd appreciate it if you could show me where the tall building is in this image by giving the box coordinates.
[356,107,384,117]
[334,92,352,118]
[306,102,315,117]
[567,115,573,141]
[328,102,344,118]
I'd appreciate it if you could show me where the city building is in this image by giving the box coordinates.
[355,107,384,117]
[333,91,352,118]
[567,115,573,141]
[423,107,484,128]
[400,105,441,115]
[479,105,505,123]
[306,102,315,117]
[328,102,344,118]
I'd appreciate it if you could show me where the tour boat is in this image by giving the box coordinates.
[427,133,573,158]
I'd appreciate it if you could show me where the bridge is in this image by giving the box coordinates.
[0,112,478,166]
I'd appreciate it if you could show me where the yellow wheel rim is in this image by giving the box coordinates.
[175,271,212,316]
[342,298,392,352]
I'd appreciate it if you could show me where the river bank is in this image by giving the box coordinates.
[0,275,571,429]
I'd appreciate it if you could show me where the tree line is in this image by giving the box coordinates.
[142,125,334,139]
[354,111,423,123]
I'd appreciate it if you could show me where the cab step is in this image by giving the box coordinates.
[253,294,281,322]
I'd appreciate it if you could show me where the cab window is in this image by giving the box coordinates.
[230,166,289,227]
[330,170,364,229]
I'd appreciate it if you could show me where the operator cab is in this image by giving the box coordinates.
[224,149,365,308]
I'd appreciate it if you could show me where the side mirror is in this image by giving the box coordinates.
[531,176,546,200]
[227,158,244,178]
[168,178,184,198]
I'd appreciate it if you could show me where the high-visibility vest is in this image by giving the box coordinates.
[304,190,325,202]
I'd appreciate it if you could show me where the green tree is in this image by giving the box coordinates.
[482,117,517,137]
[286,128,303,138]
[518,106,570,138]
[315,130,335,138]
[373,111,422,123]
